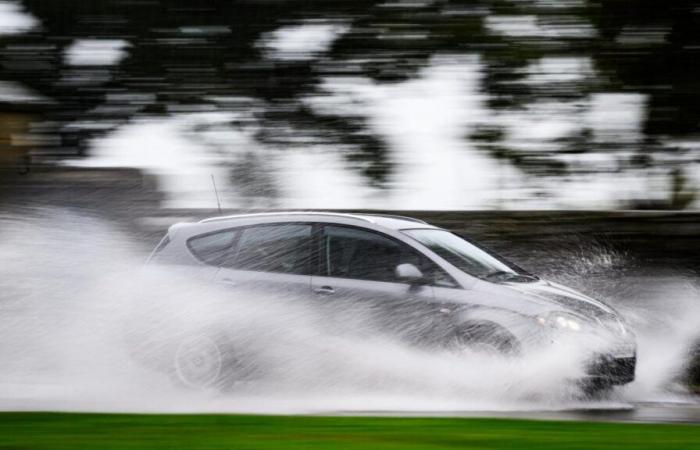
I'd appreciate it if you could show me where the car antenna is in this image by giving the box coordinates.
[211,174,222,214]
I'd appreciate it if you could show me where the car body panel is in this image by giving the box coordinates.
[309,275,452,345]
[214,268,312,298]
[148,211,637,386]
[502,280,617,317]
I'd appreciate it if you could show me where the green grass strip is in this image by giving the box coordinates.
[0,413,699,450]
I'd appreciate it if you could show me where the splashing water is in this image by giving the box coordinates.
[0,208,697,414]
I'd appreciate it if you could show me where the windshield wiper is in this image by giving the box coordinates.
[483,271,538,283]
[483,270,510,280]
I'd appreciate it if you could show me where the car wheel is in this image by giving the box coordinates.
[172,331,259,390]
[174,334,225,389]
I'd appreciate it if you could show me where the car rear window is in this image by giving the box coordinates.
[187,230,238,265]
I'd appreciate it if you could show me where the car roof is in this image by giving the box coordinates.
[196,211,434,231]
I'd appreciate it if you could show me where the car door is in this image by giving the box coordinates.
[213,223,314,299]
[311,224,458,346]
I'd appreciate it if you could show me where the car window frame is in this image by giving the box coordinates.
[215,221,317,276]
[318,223,458,287]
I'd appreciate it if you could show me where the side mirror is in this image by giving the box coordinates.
[395,263,427,285]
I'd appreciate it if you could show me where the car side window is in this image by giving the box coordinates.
[187,229,238,265]
[224,224,312,275]
[323,225,457,287]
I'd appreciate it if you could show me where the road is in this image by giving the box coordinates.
[347,401,700,424]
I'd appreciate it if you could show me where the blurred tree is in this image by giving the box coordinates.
[0,0,698,204]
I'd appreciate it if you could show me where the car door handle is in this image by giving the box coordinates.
[219,278,237,286]
[313,286,335,295]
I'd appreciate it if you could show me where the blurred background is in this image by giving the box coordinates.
[1,0,699,211]
[1,0,700,421]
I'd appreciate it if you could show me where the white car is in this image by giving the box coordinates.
[148,212,636,390]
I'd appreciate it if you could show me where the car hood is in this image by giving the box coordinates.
[499,279,617,320]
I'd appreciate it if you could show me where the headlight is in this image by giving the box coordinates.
[597,316,630,337]
[536,312,583,332]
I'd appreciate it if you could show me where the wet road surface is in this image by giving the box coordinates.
[341,400,700,424]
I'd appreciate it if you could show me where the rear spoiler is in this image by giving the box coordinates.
[145,222,194,264]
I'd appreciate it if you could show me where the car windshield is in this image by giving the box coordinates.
[404,229,537,283]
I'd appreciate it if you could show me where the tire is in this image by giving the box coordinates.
[173,334,226,389]
[449,321,521,357]
[172,331,254,390]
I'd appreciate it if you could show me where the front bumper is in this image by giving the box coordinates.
[585,354,636,386]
